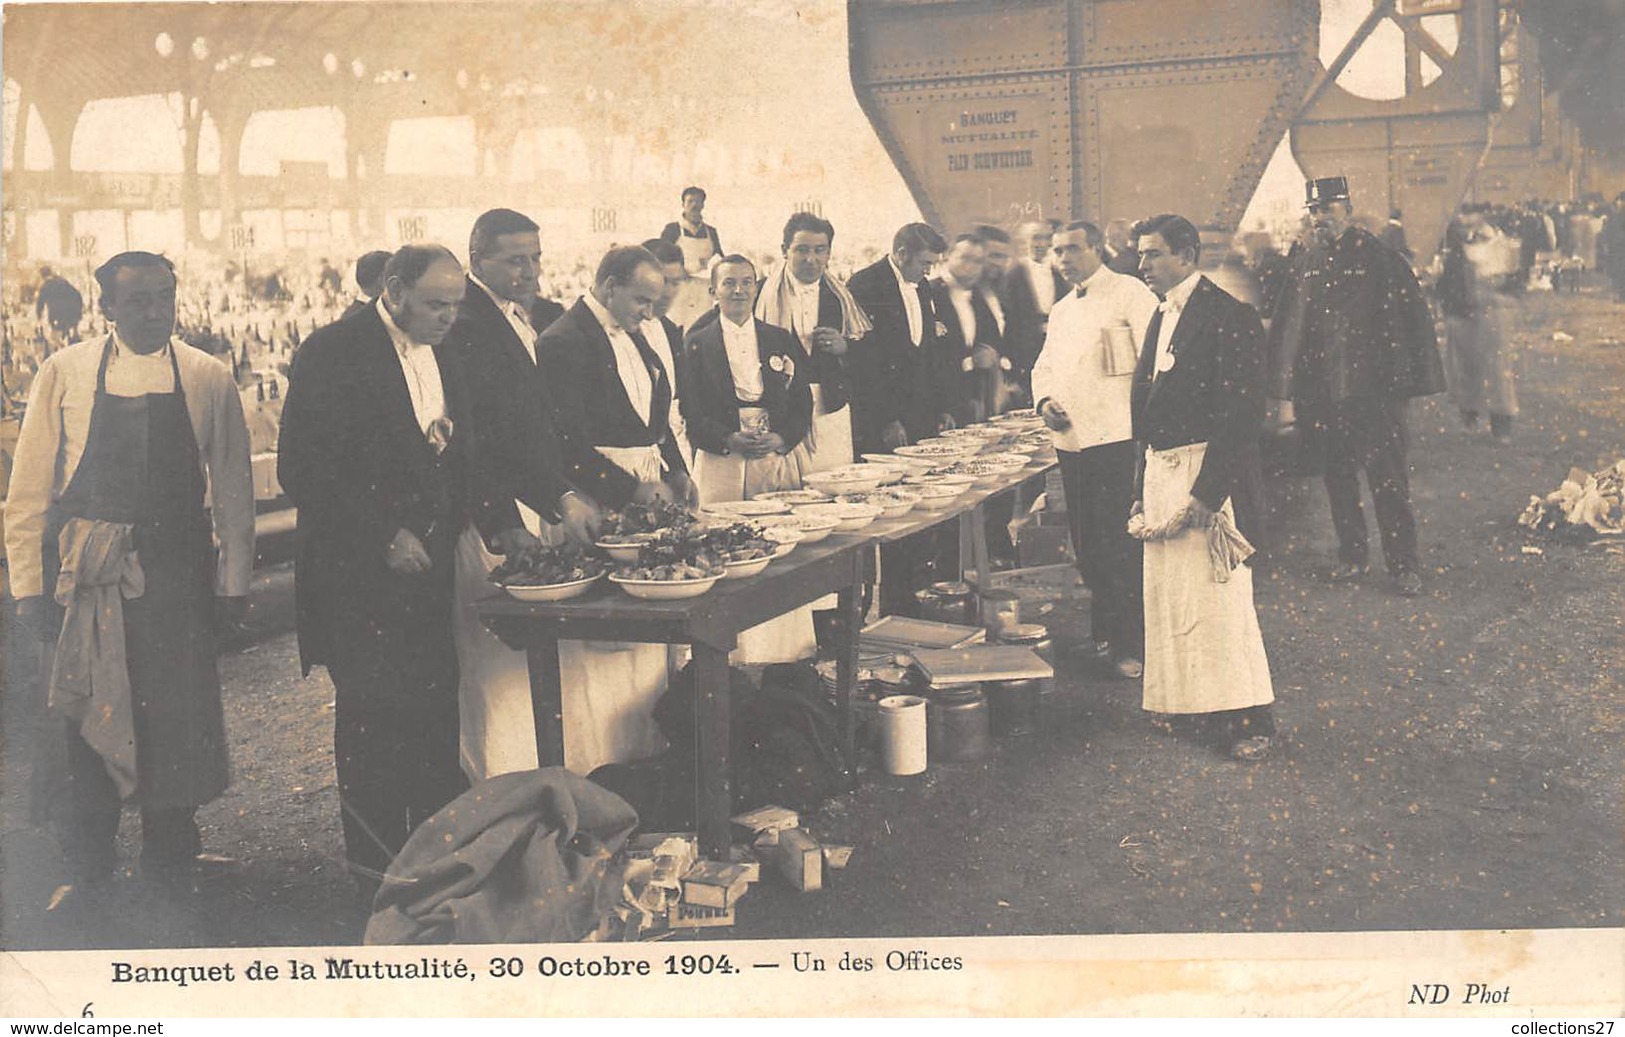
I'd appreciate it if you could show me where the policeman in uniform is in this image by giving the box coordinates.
[1266,177,1445,597]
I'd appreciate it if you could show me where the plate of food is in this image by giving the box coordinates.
[910,482,966,511]
[895,442,976,461]
[753,489,832,505]
[979,451,1034,470]
[861,451,936,473]
[595,531,658,564]
[490,544,608,602]
[928,460,1006,486]
[803,464,888,495]
[904,471,975,491]
[703,499,792,519]
[796,501,885,531]
[756,513,841,543]
[837,488,921,518]
[609,565,724,600]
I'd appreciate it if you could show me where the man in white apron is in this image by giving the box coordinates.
[755,212,872,475]
[1128,214,1276,762]
[659,186,723,329]
[8,252,254,887]
[681,255,816,663]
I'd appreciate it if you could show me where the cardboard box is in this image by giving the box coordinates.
[667,901,736,929]
[767,828,822,892]
[681,861,753,910]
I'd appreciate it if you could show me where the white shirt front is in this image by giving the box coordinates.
[1151,272,1203,380]
[888,256,924,346]
[946,282,977,348]
[1024,258,1058,316]
[471,275,538,359]
[1030,263,1159,451]
[720,314,764,403]
[582,292,653,426]
[788,275,822,347]
[377,299,447,435]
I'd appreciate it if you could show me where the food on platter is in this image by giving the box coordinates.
[602,499,697,537]
[704,499,792,517]
[836,489,920,517]
[753,489,832,505]
[490,543,607,588]
[615,561,724,581]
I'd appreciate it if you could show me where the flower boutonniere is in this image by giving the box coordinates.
[769,352,795,381]
[934,319,949,338]
[426,416,455,455]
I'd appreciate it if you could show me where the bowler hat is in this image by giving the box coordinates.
[1305,176,1351,208]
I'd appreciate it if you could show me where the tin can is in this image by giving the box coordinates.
[986,677,1042,736]
[999,623,1053,667]
[979,589,1021,638]
[926,684,991,761]
[915,581,977,626]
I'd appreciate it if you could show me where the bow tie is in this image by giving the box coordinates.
[1158,298,1182,315]
[1074,286,1088,299]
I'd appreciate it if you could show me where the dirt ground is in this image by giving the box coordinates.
[2,283,1621,951]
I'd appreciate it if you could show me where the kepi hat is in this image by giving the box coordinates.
[1305,176,1351,208]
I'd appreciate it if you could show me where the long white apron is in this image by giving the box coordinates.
[1140,442,1274,715]
[803,385,854,474]
[453,483,669,780]
[691,408,818,665]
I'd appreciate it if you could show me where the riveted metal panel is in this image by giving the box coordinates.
[851,0,1071,85]
[860,76,1075,227]
[849,0,1319,236]
[1083,0,1315,65]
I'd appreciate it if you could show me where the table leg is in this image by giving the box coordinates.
[835,580,861,785]
[692,641,732,859]
[527,638,565,767]
[962,502,992,590]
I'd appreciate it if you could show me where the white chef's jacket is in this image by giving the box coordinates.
[4,332,255,599]
[1030,263,1159,452]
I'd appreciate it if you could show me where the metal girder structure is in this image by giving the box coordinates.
[847,0,1320,241]
[1,2,780,254]
[1290,0,1502,264]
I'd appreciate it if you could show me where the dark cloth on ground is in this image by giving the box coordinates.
[364,768,637,946]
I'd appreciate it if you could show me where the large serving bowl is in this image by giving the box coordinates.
[722,554,775,580]
[861,451,936,474]
[756,513,841,544]
[837,488,920,518]
[903,472,975,492]
[500,571,606,602]
[608,573,721,600]
[795,501,884,532]
[895,442,977,463]
[703,499,791,519]
[753,489,831,505]
[803,465,888,495]
[980,451,1033,472]
[910,483,966,511]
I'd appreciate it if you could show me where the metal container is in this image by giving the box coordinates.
[986,677,1043,736]
[915,580,977,626]
[926,684,991,761]
[979,589,1021,639]
[999,623,1053,667]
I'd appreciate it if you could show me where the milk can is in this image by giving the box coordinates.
[926,684,991,761]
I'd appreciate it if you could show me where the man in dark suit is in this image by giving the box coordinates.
[1105,219,1141,276]
[847,222,952,454]
[848,222,956,615]
[1002,221,1069,392]
[1266,177,1444,597]
[278,244,530,896]
[930,233,1008,426]
[445,208,599,543]
[1130,214,1275,762]
[536,246,693,510]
